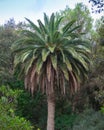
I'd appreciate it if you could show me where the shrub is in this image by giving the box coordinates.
[0,113,33,130]
[0,85,34,130]
[55,99,77,130]
[72,109,104,130]
[16,90,47,129]
[55,114,76,130]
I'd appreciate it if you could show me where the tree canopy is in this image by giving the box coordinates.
[89,0,104,13]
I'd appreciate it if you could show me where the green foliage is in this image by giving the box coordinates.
[0,113,33,130]
[16,90,47,129]
[55,114,76,130]
[0,85,33,130]
[101,106,104,113]
[94,89,104,106]
[56,3,93,35]
[86,44,104,110]
[0,19,27,86]
[8,79,24,89]
[85,18,104,110]
[72,109,104,130]
[0,24,18,85]
[55,99,77,130]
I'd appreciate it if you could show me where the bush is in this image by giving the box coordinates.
[16,90,47,129]
[55,99,77,130]
[0,113,33,130]
[72,109,104,130]
[0,85,34,130]
[55,114,76,130]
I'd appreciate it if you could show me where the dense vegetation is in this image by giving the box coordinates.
[0,2,104,130]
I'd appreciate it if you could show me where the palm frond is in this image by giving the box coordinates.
[42,48,50,62]
[44,13,49,27]
[51,54,57,71]
[25,18,41,33]
[63,20,75,34]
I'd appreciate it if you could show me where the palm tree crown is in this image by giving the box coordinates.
[12,13,91,96]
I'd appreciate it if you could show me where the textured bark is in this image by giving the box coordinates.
[47,94,55,130]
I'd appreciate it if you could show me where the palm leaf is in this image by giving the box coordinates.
[49,13,55,31]
[25,57,35,74]
[55,16,63,29]
[65,57,72,71]
[49,13,55,42]
[20,50,32,63]
[60,64,69,80]
[59,48,65,63]
[25,18,41,33]
[63,20,75,34]
[42,49,50,62]
[36,57,44,74]
[50,54,57,70]
[48,45,56,53]
[66,25,81,35]
[44,13,49,26]
[38,19,48,34]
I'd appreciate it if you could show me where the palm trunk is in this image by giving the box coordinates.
[47,94,55,130]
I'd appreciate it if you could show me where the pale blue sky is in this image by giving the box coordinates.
[0,0,103,25]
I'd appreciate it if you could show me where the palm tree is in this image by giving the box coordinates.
[12,13,91,130]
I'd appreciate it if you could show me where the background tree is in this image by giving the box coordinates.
[0,23,16,85]
[56,3,93,36]
[12,13,91,130]
[0,19,27,85]
[84,16,104,111]
[89,0,104,13]
[97,16,104,46]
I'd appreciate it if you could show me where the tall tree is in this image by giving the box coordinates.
[0,19,28,85]
[56,3,93,38]
[89,0,104,13]
[0,24,17,84]
[97,16,104,45]
[12,13,91,130]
